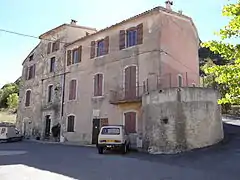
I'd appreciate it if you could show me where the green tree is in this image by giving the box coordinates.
[202,0,240,104]
[7,93,19,110]
[0,83,19,108]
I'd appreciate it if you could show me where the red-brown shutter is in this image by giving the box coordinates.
[67,50,72,66]
[125,112,136,133]
[98,74,103,96]
[94,75,98,96]
[104,36,109,55]
[119,30,126,50]
[47,42,51,54]
[78,46,82,62]
[137,23,143,45]
[90,41,96,59]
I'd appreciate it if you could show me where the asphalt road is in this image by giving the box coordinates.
[0,121,240,180]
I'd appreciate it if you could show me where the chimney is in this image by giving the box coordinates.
[70,19,77,25]
[165,0,173,10]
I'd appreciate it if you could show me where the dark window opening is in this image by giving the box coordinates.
[48,85,53,103]
[67,115,75,132]
[29,54,34,61]
[94,74,103,96]
[25,90,31,107]
[50,57,55,72]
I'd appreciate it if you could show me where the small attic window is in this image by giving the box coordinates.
[29,54,34,61]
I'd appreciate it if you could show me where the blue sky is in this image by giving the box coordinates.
[0,0,236,87]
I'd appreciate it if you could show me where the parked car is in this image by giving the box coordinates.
[0,126,23,142]
[97,125,130,154]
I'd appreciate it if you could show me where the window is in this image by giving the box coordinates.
[52,40,60,52]
[67,115,75,132]
[29,54,34,61]
[119,23,143,50]
[25,90,31,107]
[26,64,36,80]
[48,85,53,102]
[177,74,183,87]
[124,111,137,133]
[97,40,105,56]
[101,127,120,135]
[72,49,79,64]
[94,74,103,96]
[69,79,77,100]
[127,29,137,47]
[50,57,55,72]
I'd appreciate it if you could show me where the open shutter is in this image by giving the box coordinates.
[78,46,82,62]
[67,50,72,66]
[119,30,126,50]
[137,23,143,45]
[47,42,51,54]
[98,74,103,96]
[24,67,28,80]
[90,41,96,59]
[55,40,60,51]
[104,36,109,55]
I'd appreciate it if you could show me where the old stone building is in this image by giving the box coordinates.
[17,20,97,139]
[16,2,222,153]
[62,2,200,147]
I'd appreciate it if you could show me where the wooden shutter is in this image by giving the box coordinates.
[24,67,28,80]
[125,112,136,133]
[90,41,96,59]
[125,67,131,98]
[47,42,51,54]
[33,64,36,78]
[137,23,143,45]
[98,74,103,96]
[119,30,126,50]
[78,46,82,62]
[94,75,98,96]
[69,80,74,100]
[130,66,137,97]
[67,50,72,66]
[67,116,75,132]
[72,80,76,99]
[55,40,60,51]
[104,36,109,55]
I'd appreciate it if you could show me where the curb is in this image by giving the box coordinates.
[24,139,96,148]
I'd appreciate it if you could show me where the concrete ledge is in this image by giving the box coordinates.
[24,139,96,148]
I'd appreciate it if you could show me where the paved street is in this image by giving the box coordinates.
[0,120,240,180]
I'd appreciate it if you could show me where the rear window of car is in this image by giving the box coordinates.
[101,127,120,135]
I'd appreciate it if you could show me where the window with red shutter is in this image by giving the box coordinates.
[124,112,136,133]
[137,23,143,45]
[69,80,77,100]
[25,90,31,107]
[94,74,103,96]
[104,36,109,55]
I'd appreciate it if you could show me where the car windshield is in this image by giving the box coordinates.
[101,127,120,135]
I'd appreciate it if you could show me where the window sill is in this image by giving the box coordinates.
[94,54,108,59]
[92,95,104,99]
[67,99,77,102]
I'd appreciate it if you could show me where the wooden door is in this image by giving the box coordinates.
[124,112,137,133]
[92,119,100,144]
[125,66,137,99]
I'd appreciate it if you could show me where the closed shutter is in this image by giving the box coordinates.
[67,50,72,66]
[90,41,96,59]
[67,116,75,132]
[69,80,76,100]
[94,75,98,96]
[124,112,136,133]
[137,23,143,45]
[55,40,60,51]
[125,67,131,98]
[72,80,76,99]
[78,46,82,62]
[47,42,51,54]
[119,30,126,50]
[104,36,109,55]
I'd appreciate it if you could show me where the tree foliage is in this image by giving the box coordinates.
[202,0,240,104]
[7,93,19,110]
[0,83,19,109]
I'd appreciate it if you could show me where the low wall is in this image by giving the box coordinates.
[142,87,224,154]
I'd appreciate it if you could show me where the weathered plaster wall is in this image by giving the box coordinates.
[142,87,223,154]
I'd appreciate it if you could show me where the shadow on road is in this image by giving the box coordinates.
[0,120,240,179]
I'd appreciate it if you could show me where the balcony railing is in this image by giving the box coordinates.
[109,86,144,104]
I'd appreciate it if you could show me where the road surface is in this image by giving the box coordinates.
[0,119,240,180]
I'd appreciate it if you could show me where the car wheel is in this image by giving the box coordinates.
[121,143,127,154]
[98,147,104,154]
[127,143,131,151]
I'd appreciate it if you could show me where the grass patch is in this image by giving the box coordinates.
[0,111,16,124]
